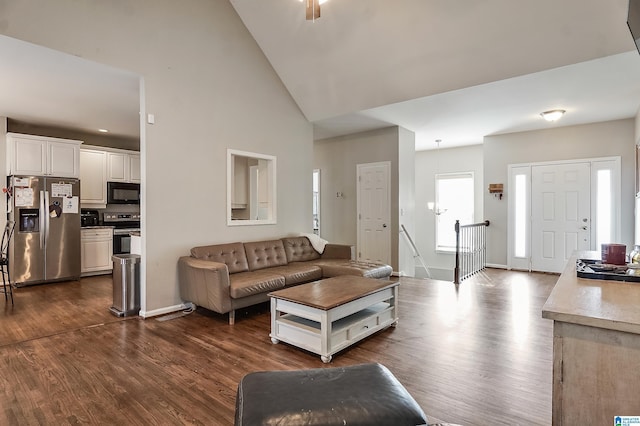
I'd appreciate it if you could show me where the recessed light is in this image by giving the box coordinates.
[540,110,565,122]
[98,128,109,133]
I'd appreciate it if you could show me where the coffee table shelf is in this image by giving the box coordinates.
[269,277,399,363]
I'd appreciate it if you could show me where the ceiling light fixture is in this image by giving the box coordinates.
[540,109,565,122]
[428,139,448,216]
[98,128,109,133]
[299,0,328,21]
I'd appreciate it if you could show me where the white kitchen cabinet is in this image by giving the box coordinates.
[129,153,141,183]
[79,149,107,206]
[108,151,139,183]
[107,151,128,182]
[232,155,248,208]
[81,228,113,276]
[7,133,81,178]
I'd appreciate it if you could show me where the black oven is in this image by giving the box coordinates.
[107,182,140,204]
[103,212,140,255]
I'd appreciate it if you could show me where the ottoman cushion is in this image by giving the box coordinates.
[235,363,428,426]
[316,260,393,279]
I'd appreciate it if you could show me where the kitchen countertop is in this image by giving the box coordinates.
[542,250,640,335]
[81,225,115,229]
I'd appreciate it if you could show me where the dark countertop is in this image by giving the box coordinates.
[81,225,115,229]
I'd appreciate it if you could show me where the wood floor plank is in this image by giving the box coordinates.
[0,269,557,425]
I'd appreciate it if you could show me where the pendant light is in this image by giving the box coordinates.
[299,0,329,21]
[428,139,447,216]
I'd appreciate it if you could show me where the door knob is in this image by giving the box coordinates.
[383,224,387,228]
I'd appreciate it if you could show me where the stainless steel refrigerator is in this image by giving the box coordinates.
[8,176,81,286]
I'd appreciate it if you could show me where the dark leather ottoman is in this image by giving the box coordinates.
[235,363,428,426]
[319,261,393,279]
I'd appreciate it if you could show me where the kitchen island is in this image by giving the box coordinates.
[542,251,640,425]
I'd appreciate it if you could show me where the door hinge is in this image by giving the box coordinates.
[359,213,361,220]
[358,175,361,182]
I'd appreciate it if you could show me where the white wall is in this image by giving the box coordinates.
[484,118,636,267]
[414,144,484,279]
[0,1,312,315]
[0,117,6,221]
[635,107,640,146]
[635,109,640,244]
[398,127,416,277]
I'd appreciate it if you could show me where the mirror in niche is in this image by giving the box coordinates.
[227,149,277,226]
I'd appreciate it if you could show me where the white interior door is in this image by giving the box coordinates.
[357,162,391,265]
[531,162,591,273]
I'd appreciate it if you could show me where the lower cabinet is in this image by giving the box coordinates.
[81,228,113,276]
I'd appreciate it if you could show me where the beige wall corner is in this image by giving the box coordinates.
[0,1,313,314]
[314,127,401,270]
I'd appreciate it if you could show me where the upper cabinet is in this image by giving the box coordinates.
[80,149,108,206]
[7,133,82,178]
[80,145,140,207]
[108,151,140,183]
[129,154,141,183]
[232,155,248,209]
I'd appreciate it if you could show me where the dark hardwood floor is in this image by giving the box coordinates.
[0,269,558,425]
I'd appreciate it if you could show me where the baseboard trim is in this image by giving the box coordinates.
[486,263,508,269]
[139,302,194,319]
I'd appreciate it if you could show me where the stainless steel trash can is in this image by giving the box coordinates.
[110,254,141,317]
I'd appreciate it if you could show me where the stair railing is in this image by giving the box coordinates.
[454,220,490,284]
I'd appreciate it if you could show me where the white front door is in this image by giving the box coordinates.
[357,162,391,265]
[531,162,591,273]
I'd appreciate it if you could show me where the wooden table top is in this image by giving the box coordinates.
[268,276,397,310]
[542,251,640,335]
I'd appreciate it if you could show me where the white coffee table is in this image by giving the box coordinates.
[269,276,399,363]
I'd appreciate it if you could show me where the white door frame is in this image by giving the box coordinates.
[507,156,621,271]
[356,161,391,265]
[313,168,321,236]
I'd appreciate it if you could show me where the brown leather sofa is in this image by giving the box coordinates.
[178,236,393,324]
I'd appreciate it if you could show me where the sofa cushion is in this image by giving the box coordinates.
[244,240,288,271]
[190,242,249,274]
[268,263,323,286]
[229,271,286,299]
[282,237,321,262]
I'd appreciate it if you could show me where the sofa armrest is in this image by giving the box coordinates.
[178,256,232,315]
[321,244,354,260]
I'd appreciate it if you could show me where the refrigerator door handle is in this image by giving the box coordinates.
[39,190,46,248]
[44,190,50,248]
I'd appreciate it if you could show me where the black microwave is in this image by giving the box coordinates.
[107,182,140,204]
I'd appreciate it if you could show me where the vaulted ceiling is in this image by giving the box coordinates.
[1,1,640,151]
[230,0,640,149]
